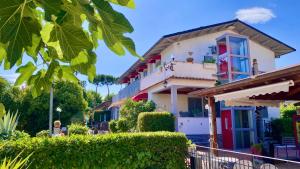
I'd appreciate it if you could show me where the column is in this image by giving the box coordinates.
[208,97,218,155]
[171,86,178,131]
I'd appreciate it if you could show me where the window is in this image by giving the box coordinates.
[143,70,148,77]
[217,35,250,83]
[187,98,207,117]
[155,60,161,68]
[234,110,253,128]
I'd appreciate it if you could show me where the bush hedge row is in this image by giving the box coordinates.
[138,112,175,132]
[67,123,88,135]
[0,132,189,169]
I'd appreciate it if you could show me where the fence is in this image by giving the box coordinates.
[188,145,300,169]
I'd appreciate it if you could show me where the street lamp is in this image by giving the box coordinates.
[56,107,62,120]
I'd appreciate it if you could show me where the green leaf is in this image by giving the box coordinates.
[35,0,64,21]
[0,103,5,118]
[107,0,135,9]
[93,0,133,33]
[15,62,37,86]
[0,44,6,64]
[49,22,93,60]
[71,51,97,81]
[118,35,139,57]
[70,51,89,66]
[0,0,42,68]
[60,66,78,83]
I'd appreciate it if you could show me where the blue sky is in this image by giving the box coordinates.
[1,0,300,97]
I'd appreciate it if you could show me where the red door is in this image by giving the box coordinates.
[221,110,233,149]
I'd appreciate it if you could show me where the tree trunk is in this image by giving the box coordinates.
[106,84,110,96]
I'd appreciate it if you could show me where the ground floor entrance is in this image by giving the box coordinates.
[220,107,256,150]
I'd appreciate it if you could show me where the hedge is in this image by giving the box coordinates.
[138,112,175,132]
[67,123,88,135]
[0,132,189,169]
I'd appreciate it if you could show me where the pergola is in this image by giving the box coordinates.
[190,64,300,150]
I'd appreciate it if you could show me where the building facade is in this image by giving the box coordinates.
[110,20,295,149]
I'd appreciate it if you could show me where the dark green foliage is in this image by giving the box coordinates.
[271,118,293,142]
[120,99,156,130]
[0,132,188,169]
[0,81,88,136]
[280,104,297,118]
[54,81,87,124]
[68,123,88,135]
[36,130,50,138]
[117,118,131,132]
[84,90,102,108]
[109,120,118,133]
[109,118,131,133]
[0,130,30,141]
[138,112,175,132]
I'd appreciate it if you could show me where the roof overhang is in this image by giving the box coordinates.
[190,64,300,106]
[118,19,295,83]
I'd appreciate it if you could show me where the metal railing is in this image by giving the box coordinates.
[188,145,300,169]
[113,79,140,102]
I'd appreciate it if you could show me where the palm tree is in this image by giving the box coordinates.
[93,74,117,96]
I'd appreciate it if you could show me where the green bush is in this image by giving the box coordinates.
[120,99,156,130]
[280,104,297,118]
[138,112,175,132]
[271,118,293,142]
[117,118,130,132]
[68,123,88,135]
[36,130,50,138]
[109,120,118,133]
[0,132,189,169]
[1,130,30,141]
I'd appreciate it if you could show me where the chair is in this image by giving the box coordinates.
[260,163,278,169]
[233,160,253,169]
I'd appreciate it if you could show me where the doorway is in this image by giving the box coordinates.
[221,110,233,149]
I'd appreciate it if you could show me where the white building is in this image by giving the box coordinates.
[110,19,295,149]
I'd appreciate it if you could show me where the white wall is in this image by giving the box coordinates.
[160,30,276,73]
[265,107,280,121]
[152,93,188,112]
[249,41,276,72]
[178,117,222,135]
[151,93,222,135]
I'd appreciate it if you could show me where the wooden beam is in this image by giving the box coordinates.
[261,39,271,46]
[208,97,218,155]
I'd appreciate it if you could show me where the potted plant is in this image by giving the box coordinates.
[250,143,263,155]
[186,51,194,63]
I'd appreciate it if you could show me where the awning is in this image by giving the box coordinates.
[132,92,148,101]
[214,80,295,107]
[225,98,282,107]
[108,99,126,109]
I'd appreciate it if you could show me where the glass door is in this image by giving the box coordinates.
[234,109,255,149]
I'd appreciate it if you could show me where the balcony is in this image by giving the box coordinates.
[112,79,140,102]
[140,61,217,90]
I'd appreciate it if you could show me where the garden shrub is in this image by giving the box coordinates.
[116,118,130,132]
[36,130,50,137]
[0,132,189,169]
[120,99,156,130]
[271,118,293,142]
[108,120,118,132]
[138,112,175,132]
[0,130,30,141]
[68,123,88,135]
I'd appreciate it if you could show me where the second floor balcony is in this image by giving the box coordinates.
[140,61,217,90]
[112,79,140,102]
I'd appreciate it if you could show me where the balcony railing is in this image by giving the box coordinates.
[140,61,217,90]
[113,79,140,102]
